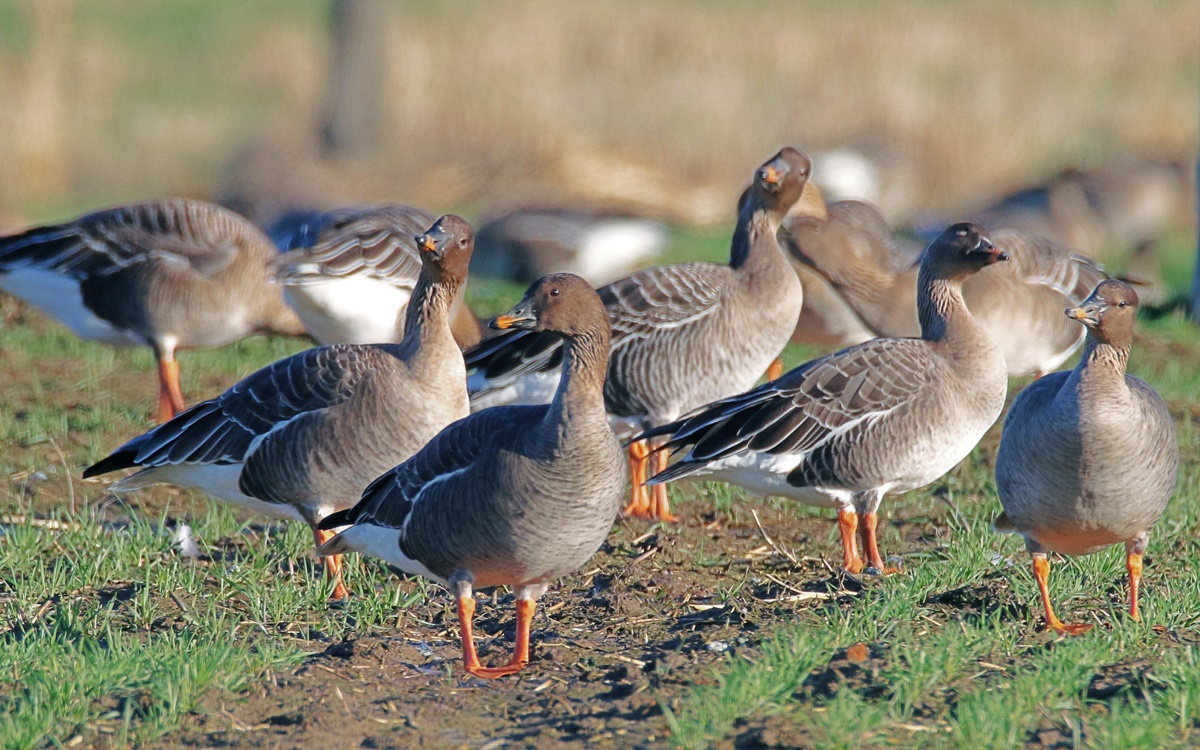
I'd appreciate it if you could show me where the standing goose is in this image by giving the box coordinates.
[83,215,476,601]
[786,203,1106,377]
[465,147,809,521]
[318,273,625,678]
[994,280,1178,634]
[273,204,483,348]
[639,223,1009,574]
[0,199,307,422]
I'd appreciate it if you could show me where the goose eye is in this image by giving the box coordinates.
[550,288,560,297]
[1118,301,1127,308]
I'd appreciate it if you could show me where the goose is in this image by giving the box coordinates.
[786,203,1105,377]
[471,208,668,286]
[318,273,625,678]
[464,147,810,521]
[0,199,307,422]
[639,223,1009,574]
[994,280,1178,634]
[83,215,476,601]
[273,204,483,348]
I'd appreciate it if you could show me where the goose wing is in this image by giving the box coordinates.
[272,205,433,286]
[323,405,543,531]
[84,345,380,475]
[0,199,252,280]
[643,337,936,483]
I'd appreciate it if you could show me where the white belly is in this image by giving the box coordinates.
[467,370,561,412]
[283,277,410,345]
[111,462,311,523]
[0,269,142,346]
[325,524,445,586]
[683,452,850,509]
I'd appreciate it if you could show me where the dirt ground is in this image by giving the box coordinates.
[6,303,1192,750]
[160,501,906,750]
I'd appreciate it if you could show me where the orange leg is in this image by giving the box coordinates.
[622,439,653,518]
[1127,551,1143,622]
[766,357,784,382]
[859,512,900,575]
[648,448,679,523]
[458,596,535,678]
[155,357,187,423]
[1032,554,1093,635]
[837,508,863,574]
[312,527,350,602]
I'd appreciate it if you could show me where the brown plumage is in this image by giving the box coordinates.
[0,198,307,421]
[641,223,1010,574]
[466,147,810,521]
[84,215,476,602]
[319,273,625,678]
[272,204,483,348]
[786,202,1105,376]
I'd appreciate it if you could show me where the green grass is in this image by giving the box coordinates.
[661,232,1200,747]
[0,504,437,749]
[0,229,1197,746]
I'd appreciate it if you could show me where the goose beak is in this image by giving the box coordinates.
[757,162,786,190]
[492,300,537,330]
[1065,304,1102,327]
[416,233,438,254]
[967,237,1007,264]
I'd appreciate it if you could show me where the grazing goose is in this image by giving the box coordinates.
[639,223,1009,574]
[273,205,483,348]
[318,273,625,678]
[786,204,1105,377]
[84,215,476,601]
[0,199,307,422]
[465,147,809,521]
[994,280,1178,634]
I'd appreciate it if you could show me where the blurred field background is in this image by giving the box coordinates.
[0,0,1196,231]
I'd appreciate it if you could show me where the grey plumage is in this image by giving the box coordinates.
[272,204,482,347]
[466,148,811,520]
[994,279,1178,632]
[642,222,1010,573]
[84,214,477,599]
[0,198,307,419]
[787,201,1106,376]
[319,274,624,678]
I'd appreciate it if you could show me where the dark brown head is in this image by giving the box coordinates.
[1066,279,1138,346]
[414,214,474,283]
[921,222,1008,280]
[744,147,812,217]
[491,272,610,341]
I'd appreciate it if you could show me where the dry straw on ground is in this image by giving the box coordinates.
[0,0,1195,222]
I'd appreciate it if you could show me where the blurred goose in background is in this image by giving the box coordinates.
[786,204,1106,377]
[472,208,668,286]
[0,199,307,422]
[465,147,810,521]
[785,182,893,348]
[318,274,624,678]
[994,280,1178,634]
[640,223,1009,574]
[273,204,483,348]
[84,215,476,602]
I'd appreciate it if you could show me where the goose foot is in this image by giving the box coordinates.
[313,527,350,603]
[155,357,187,423]
[858,511,900,575]
[459,597,534,678]
[837,508,864,573]
[1033,554,1093,636]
